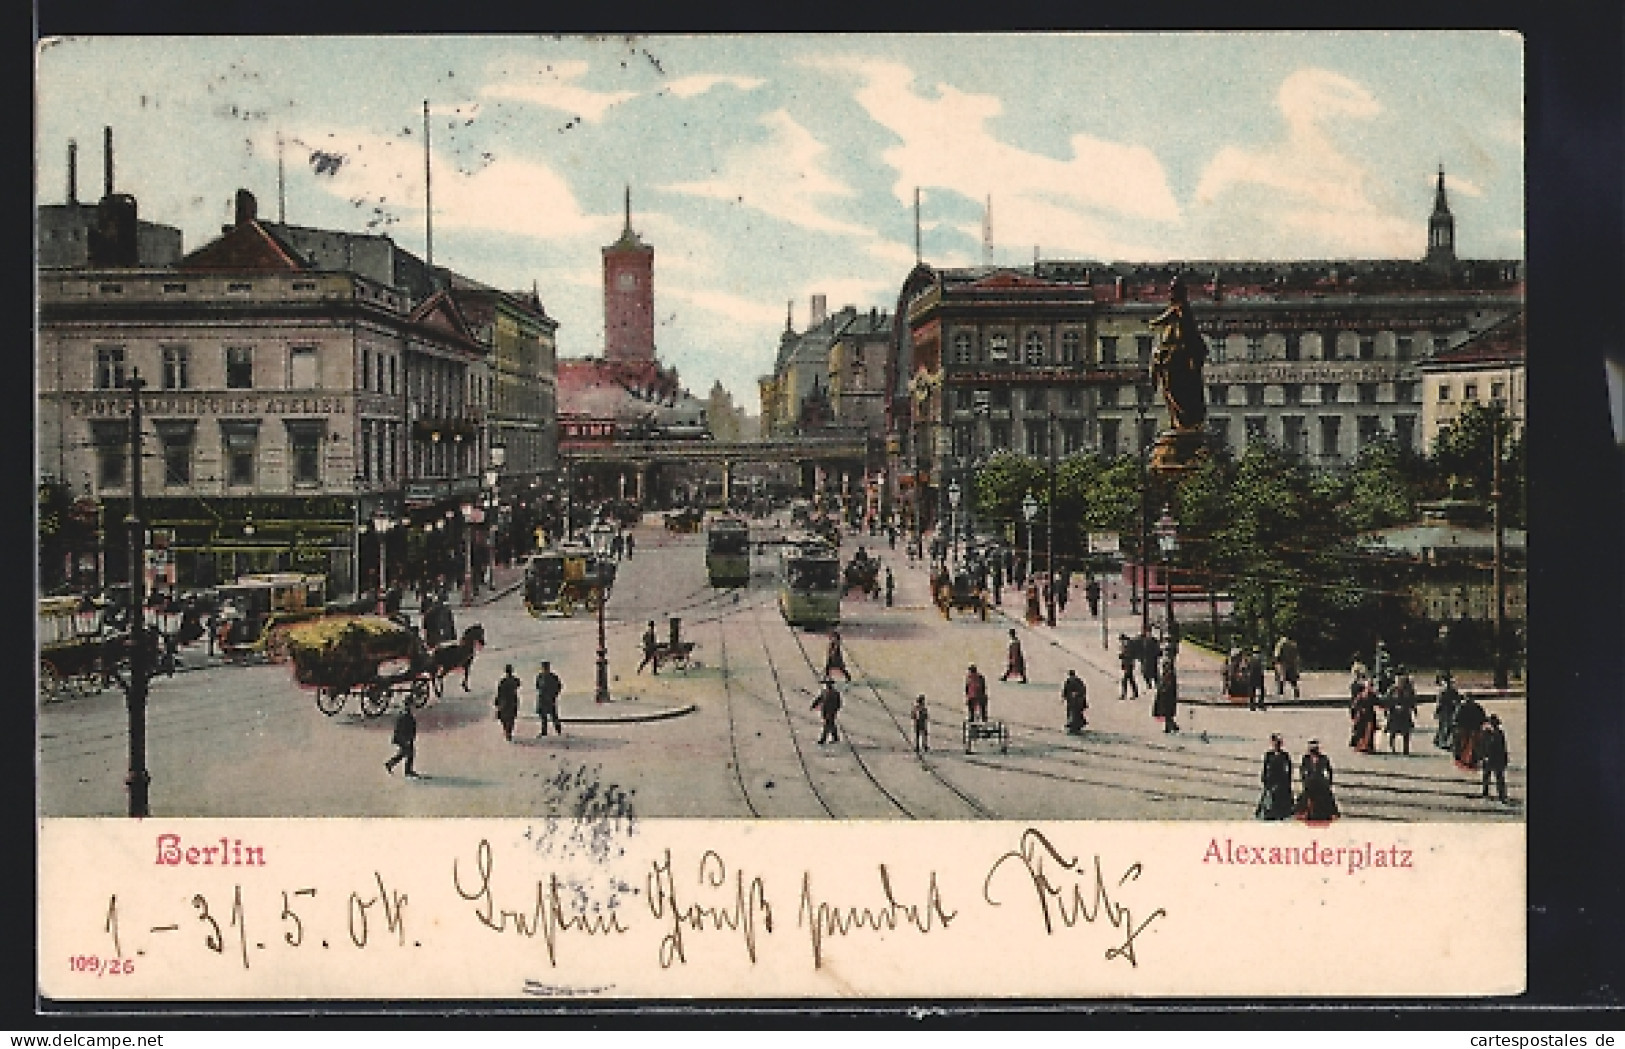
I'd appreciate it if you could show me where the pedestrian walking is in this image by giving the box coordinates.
[1373,639,1395,697]
[1062,670,1088,734]
[964,664,990,723]
[1433,671,1461,751]
[1348,680,1380,753]
[1001,628,1028,684]
[1057,570,1070,614]
[1152,652,1180,732]
[884,565,895,607]
[1477,714,1510,803]
[1085,577,1101,618]
[990,556,1003,606]
[1117,634,1140,700]
[1384,667,1418,754]
[1273,636,1301,698]
[887,524,898,551]
[812,680,843,744]
[1042,577,1055,624]
[534,660,564,737]
[1256,733,1294,820]
[1295,740,1339,822]
[384,703,420,778]
[911,694,930,753]
[1349,654,1370,697]
[1024,580,1042,625]
[494,664,521,742]
[1453,691,1488,769]
[823,630,852,681]
[1139,630,1162,690]
[1246,647,1267,711]
[638,620,660,674]
[625,533,635,559]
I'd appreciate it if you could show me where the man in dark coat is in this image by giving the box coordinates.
[638,620,660,674]
[1246,647,1267,711]
[534,660,564,737]
[384,703,420,778]
[1139,630,1162,691]
[1257,733,1293,820]
[1477,714,1510,802]
[812,680,843,744]
[823,630,852,681]
[1384,667,1418,754]
[1152,652,1179,733]
[1433,671,1461,751]
[1062,670,1088,734]
[1001,628,1028,684]
[964,664,989,722]
[1085,577,1102,618]
[494,664,521,742]
[1117,634,1140,700]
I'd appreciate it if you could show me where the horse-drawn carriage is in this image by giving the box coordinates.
[842,552,881,598]
[216,573,327,661]
[285,615,484,718]
[38,596,115,702]
[931,564,989,620]
[523,547,616,617]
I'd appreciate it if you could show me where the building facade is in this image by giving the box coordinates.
[1418,311,1526,451]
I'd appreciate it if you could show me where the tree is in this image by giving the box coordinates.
[1344,435,1425,532]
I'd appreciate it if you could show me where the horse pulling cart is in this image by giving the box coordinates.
[285,616,433,719]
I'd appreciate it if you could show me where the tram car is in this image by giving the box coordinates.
[778,537,841,630]
[522,546,616,617]
[705,516,752,587]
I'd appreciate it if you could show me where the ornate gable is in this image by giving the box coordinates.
[409,290,480,347]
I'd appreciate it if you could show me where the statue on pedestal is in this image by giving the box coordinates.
[1147,276,1209,472]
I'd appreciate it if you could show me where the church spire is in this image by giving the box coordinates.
[1426,165,1456,270]
[623,184,632,238]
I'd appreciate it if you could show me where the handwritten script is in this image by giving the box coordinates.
[452,838,628,966]
[983,828,1166,968]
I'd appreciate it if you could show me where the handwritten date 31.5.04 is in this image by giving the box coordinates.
[96,874,416,971]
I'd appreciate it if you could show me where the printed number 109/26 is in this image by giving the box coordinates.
[69,956,136,976]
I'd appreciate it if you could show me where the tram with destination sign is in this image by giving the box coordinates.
[705,517,751,587]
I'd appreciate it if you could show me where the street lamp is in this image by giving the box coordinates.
[1022,492,1038,598]
[1046,407,1057,627]
[947,480,962,565]
[460,501,477,606]
[588,523,615,704]
[372,513,394,615]
[1156,504,1179,649]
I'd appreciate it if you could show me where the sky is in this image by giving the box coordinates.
[35,32,1524,409]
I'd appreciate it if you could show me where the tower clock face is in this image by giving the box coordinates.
[618,273,636,291]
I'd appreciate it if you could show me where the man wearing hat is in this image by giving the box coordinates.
[1117,635,1140,700]
[1477,714,1510,803]
[1062,670,1088,734]
[534,660,564,737]
[1257,733,1293,820]
[1296,739,1339,822]
[812,679,843,744]
[964,663,990,723]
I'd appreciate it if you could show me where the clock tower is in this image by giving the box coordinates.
[603,185,656,363]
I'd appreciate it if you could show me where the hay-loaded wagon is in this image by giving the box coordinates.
[285,616,431,718]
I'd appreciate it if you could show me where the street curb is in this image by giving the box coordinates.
[560,702,697,724]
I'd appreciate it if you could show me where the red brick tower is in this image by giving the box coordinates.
[603,186,655,362]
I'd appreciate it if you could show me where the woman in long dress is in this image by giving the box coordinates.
[1296,740,1340,822]
[1348,681,1380,753]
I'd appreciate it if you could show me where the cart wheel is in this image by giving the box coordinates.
[39,659,63,703]
[409,678,431,708]
[315,687,346,716]
[360,687,390,719]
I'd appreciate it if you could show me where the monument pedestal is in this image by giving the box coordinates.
[1149,427,1208,475]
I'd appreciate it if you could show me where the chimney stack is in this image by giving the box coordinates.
[103,126,114,198]
[810,293,828,328]
[235,188,259,226]
[67,140,78,204]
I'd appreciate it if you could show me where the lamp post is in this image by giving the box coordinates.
[122,368,152,818]
[1046,407,1057,627]
[372,513,393,615]
[1156,504,1179,650]
[1135,382,1153,639]
[351,474,365,602]
[588,523,614,704]
[947,480,962,565]
[1022,492,1038,596]
[461,501,476,606]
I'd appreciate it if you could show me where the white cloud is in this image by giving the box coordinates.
[666,285,787,327]
[661,108,870,237]
[803,55,1180,244]
[1190,68,1422,256]
[267,125,617,241]
[666,73,765,99]
[480,60,637,123]
[864,238,919,268]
